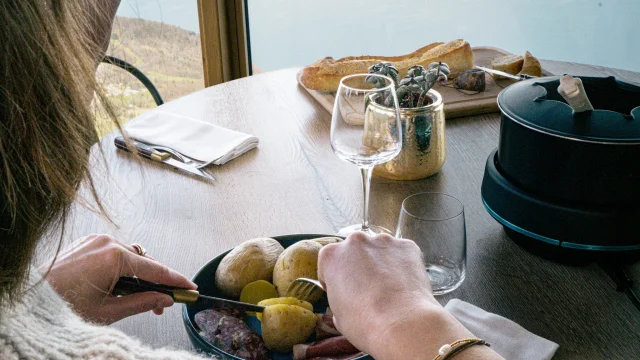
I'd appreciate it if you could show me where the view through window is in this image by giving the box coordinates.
[95,0,203,136]
[95,0,639,136]
[247,0,639,73]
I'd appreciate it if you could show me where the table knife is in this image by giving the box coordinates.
[474,66,535,81]
[112,276,265,313]
[114,136,214,180]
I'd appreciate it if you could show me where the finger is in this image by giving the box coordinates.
[117,248,197,290]
[332,314,342,334]
[317,243,340,287]
[153,308,164,315]
[122,243,158,261]
[344,231,370,245]
[121,243,145,257]
[374,233,395,243]
[101,292,174,322]
[120,242,158,261]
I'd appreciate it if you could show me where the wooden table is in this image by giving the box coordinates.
[47,62,640,359]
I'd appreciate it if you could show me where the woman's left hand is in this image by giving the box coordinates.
[39,233,197,324]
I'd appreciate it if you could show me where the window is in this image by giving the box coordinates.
[96,0,638,133]
[95,1,204,136]
[245,0,639,73]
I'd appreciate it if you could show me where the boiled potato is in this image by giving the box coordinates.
[261,304,317,353]
[273,240,323,302]
[240,280,279,316]
[256,297,313,321]
[215,238,284,298]
[312,236,342,246]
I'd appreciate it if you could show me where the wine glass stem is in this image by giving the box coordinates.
[360,166,373,232]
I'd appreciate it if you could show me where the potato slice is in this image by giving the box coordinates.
[257,297,313,320]
[240,280,278,316]
[261,304,317,353]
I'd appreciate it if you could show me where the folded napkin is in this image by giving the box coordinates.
[125,111,258,166]
[445,299,559,360]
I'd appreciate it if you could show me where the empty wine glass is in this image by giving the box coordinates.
[330,74,402,236]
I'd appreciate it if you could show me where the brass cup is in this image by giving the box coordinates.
[372,89,446,180]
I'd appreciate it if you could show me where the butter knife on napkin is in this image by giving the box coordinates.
[114,136,214,180]
[124,111,259,166]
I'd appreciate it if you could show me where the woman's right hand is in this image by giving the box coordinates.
[317,233,440,351]
[318,232,502,360]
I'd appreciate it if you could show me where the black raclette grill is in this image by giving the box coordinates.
[481,76,640,264]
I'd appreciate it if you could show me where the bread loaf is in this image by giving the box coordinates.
[299,40,474,92]
[518,51,542,77]
[490,54,524,79]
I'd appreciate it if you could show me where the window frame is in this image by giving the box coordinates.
[197,0,251,87]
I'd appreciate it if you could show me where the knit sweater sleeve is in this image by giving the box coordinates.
[0,271,219,360]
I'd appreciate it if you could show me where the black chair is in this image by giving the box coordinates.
[101,55,164,106]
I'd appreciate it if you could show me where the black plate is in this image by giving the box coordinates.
[182,234,370,360]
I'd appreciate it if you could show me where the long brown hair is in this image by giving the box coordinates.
[0,1,118,305]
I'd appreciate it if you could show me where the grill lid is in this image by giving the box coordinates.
[497,76,640,143]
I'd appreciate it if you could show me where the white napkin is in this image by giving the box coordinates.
[124,110,259,166]
[445,299,559,360]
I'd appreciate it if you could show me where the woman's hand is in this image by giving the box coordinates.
[39,234,197,325]
[317,232,439,352]
[318,233,501,360]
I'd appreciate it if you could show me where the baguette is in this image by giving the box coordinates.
[300,39,474,92]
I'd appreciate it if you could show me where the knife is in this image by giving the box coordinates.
[114,136,214,181]
[474,66,536,81]
[112,276,265,313]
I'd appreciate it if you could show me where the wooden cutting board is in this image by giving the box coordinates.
[297,47,551,119]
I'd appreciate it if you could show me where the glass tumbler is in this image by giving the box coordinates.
[396,192,466,295]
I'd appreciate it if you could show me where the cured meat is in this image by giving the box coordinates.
[293,336,359,360]
[316,314,341,340]
[195,309,269,360]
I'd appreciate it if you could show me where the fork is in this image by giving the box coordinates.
[285,278,325,302]
[149,144,207,169]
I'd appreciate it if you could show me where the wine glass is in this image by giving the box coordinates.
[330,74,402,236]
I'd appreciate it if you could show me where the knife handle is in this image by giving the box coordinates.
[112,276,199,303]
[114,136,170,162]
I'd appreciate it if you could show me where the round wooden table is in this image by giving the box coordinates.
[47,62,640,359]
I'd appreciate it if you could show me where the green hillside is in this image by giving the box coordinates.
[95,16,204,136]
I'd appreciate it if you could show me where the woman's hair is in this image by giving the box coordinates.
[0,1,118,305]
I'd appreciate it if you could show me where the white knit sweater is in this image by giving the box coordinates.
[0,273,213,359]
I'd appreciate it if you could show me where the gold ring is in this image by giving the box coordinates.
[131,243,147,257]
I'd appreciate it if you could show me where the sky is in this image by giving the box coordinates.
[116,0,640,72]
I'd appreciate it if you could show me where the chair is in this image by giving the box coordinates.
[101,55,164,106]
